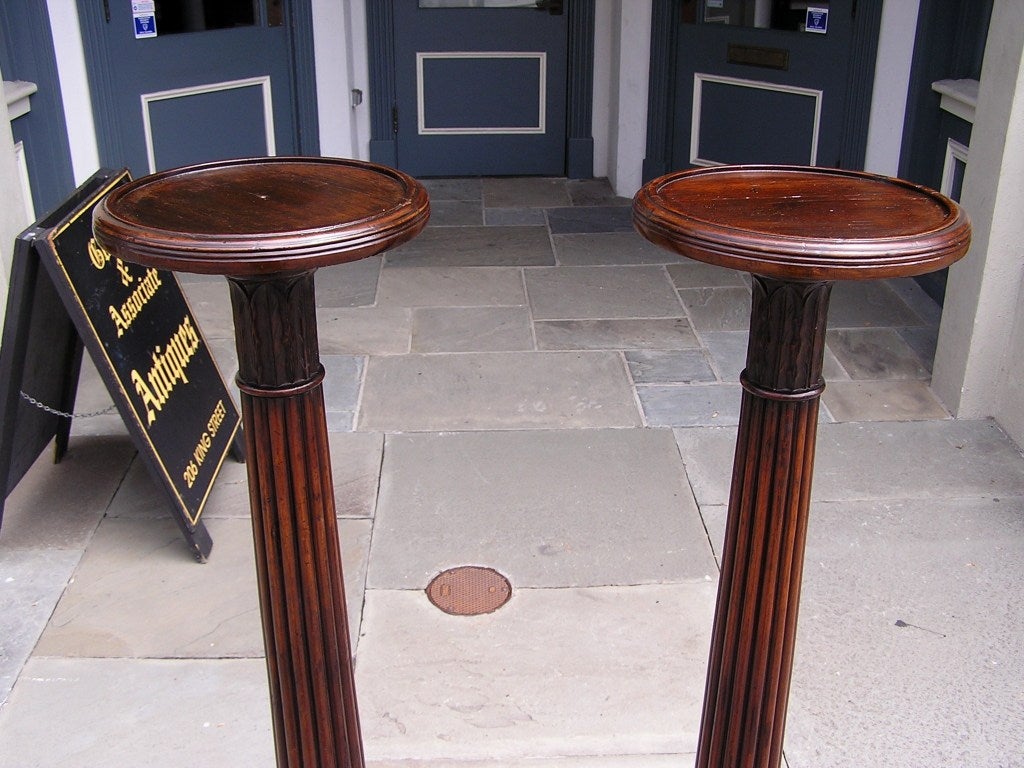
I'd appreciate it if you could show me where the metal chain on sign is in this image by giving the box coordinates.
[19,391,117,419]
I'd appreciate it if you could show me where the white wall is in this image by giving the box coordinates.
[312,0,370,160]
[863,0,921,175]
[0,67,33,335]
[932,0,1024,446]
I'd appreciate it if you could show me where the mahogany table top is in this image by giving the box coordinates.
[633,165,971,281]
[93,156,430,277]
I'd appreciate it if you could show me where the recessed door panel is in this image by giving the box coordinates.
[392,2,569,176]
[145,79,273,171]
[694,75,820,165]
[673,0,855,169]
[419,53,545,133]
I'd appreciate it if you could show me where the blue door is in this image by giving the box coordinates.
[78,0,301,177]
[672,0,858,169]
[392,1,569,176]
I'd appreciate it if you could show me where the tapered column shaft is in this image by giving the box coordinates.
[696,276,832,768]
[228,272,364,768]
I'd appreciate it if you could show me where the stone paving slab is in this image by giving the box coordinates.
[545,206,633,234]
[0,435,135,550]
[553,233,676,266]
[317,306,412,355]
[422,177,482,201]
[526,266,683,320]
[359,352,641,431]
[822,380,950,422]
[826,328,931,380]
[376,266,527,308]
[356,584,716,763]
[0,549,82,704]
[180,279,234,340]
[323,354,364,429]
[484,207,548,226]
[483,177,571,208]
[677,287,752,333]
[696,495,1024,766]
[411,307,534,353]
[106,432,382,520]
[0,657,274,768]
[784,496,1024,768]
[369,429,716,589]
[636,384,742,428]
[367,756,691,767]
[315,256,382,308]
[700,331,749,382]
[387,227,554,267]
[35,517,371,658]
[565,178,629,207]
[667,261,747,289]
[535,318,698,351]
[826,279,926,328]
[675,419,1024,508]
[625,350,716,384]
[428,199,484,226]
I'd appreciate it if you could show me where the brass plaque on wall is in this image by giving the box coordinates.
[727,44,790,70]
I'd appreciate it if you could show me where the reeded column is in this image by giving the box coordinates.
[696,277,831,768]
[229,273,362,768]
[93,156,429,768]
[632,164,971,768]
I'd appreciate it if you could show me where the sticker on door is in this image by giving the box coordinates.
[133,0,157,39]
[805,7,829,34]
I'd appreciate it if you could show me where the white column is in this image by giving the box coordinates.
[863,0,921,175]
[46,0,100,184]
[931,0,1024,446]
[604,0,651,197]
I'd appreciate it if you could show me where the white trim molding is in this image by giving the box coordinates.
[14,140,36,224]
[4,80,38,121]
[941,137,970,199]
[140,76,276,173]
[416,51,546,135]
[690,73,822,167]
[932,78,978,125]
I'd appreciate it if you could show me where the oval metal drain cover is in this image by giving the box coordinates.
[426,566,512,616]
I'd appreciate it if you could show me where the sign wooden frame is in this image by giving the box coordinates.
[0,169,242,561]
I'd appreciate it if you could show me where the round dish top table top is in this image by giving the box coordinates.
[93,156,430,276]
[633,165,972,281]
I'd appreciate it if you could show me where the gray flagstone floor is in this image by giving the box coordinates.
[1,177,1022,767]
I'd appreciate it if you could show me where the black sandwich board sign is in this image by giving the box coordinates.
[0,168,242,561]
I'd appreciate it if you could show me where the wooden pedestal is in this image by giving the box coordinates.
[94,157,429,768]
[633,165,971,768]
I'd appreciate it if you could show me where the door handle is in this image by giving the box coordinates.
[535,0,564,15]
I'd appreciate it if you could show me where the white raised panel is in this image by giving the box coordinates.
[140,76,275,173]
[691,73,822,167]
[941,138,969,199]
[416,51,546,135]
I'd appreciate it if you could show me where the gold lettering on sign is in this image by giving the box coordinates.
[88,238,112,270]
[115,258,134,287]
[130,315,202,426]
[108,268,163,337]
[182,400,227,488]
